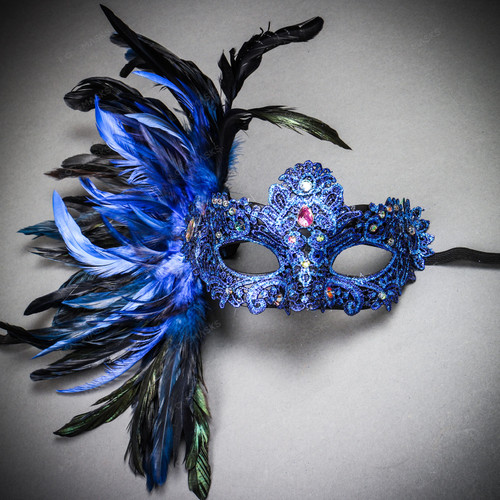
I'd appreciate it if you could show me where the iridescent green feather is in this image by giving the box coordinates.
[186,382,211,500]
[55,371,142,436]
[249,105,351,150]
[127,341,169,477]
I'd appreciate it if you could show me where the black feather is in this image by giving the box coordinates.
[46,153,124,180]
[249,105,351,150]
[215,108,252,183]
[219,17,324,107]
[30,246,78,265]
[24,270,123,316]
[30,340,129,380]
[90,143,122,158]
[64,77,142,112]
[61,195,94,211]
[127,341,167,477]
[24,283,90,315]
[0,322,52,349]
[101,5,222,124]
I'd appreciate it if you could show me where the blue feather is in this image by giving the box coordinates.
[19,220,62,239]
[94,97,140,167]
[134,71,195,115]
[125,112,192,151]
[53,191,140,277]
[150,347,181,486]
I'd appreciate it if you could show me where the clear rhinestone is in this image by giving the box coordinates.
[300,179,313,192]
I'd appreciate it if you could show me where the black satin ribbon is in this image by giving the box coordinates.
[425,247,500,266]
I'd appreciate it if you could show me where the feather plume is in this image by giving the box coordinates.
[219,17,324,107]
[1,6,351,498]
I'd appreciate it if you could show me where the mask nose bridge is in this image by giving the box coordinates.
[283,227,327,300]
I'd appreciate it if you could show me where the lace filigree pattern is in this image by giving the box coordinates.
[183,161,434,315]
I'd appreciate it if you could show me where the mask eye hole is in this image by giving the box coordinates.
[220,241,280,275]
[332,244,393,277]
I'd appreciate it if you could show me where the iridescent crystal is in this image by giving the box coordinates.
[185,218,196,241]
[297,206,313,228]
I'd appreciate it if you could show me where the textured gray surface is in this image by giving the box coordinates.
[0,1,499,499]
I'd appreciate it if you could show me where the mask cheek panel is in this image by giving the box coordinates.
[211,238,286,314]
[219,241,281,275]
[331,244,394,277]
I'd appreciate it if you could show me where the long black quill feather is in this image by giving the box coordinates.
[101,4,222,123]
[219,16,324,107]
[64,77,142,112]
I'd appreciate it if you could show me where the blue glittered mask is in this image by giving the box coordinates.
[185,161,434,315]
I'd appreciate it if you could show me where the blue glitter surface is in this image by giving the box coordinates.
[184,161,434,315]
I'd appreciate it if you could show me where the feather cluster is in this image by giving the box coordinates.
[0,6,349,498]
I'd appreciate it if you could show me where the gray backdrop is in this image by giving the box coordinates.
[0,1,499,499]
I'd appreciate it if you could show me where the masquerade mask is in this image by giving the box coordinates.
[1,6,499,500]
[186,160,434,315]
